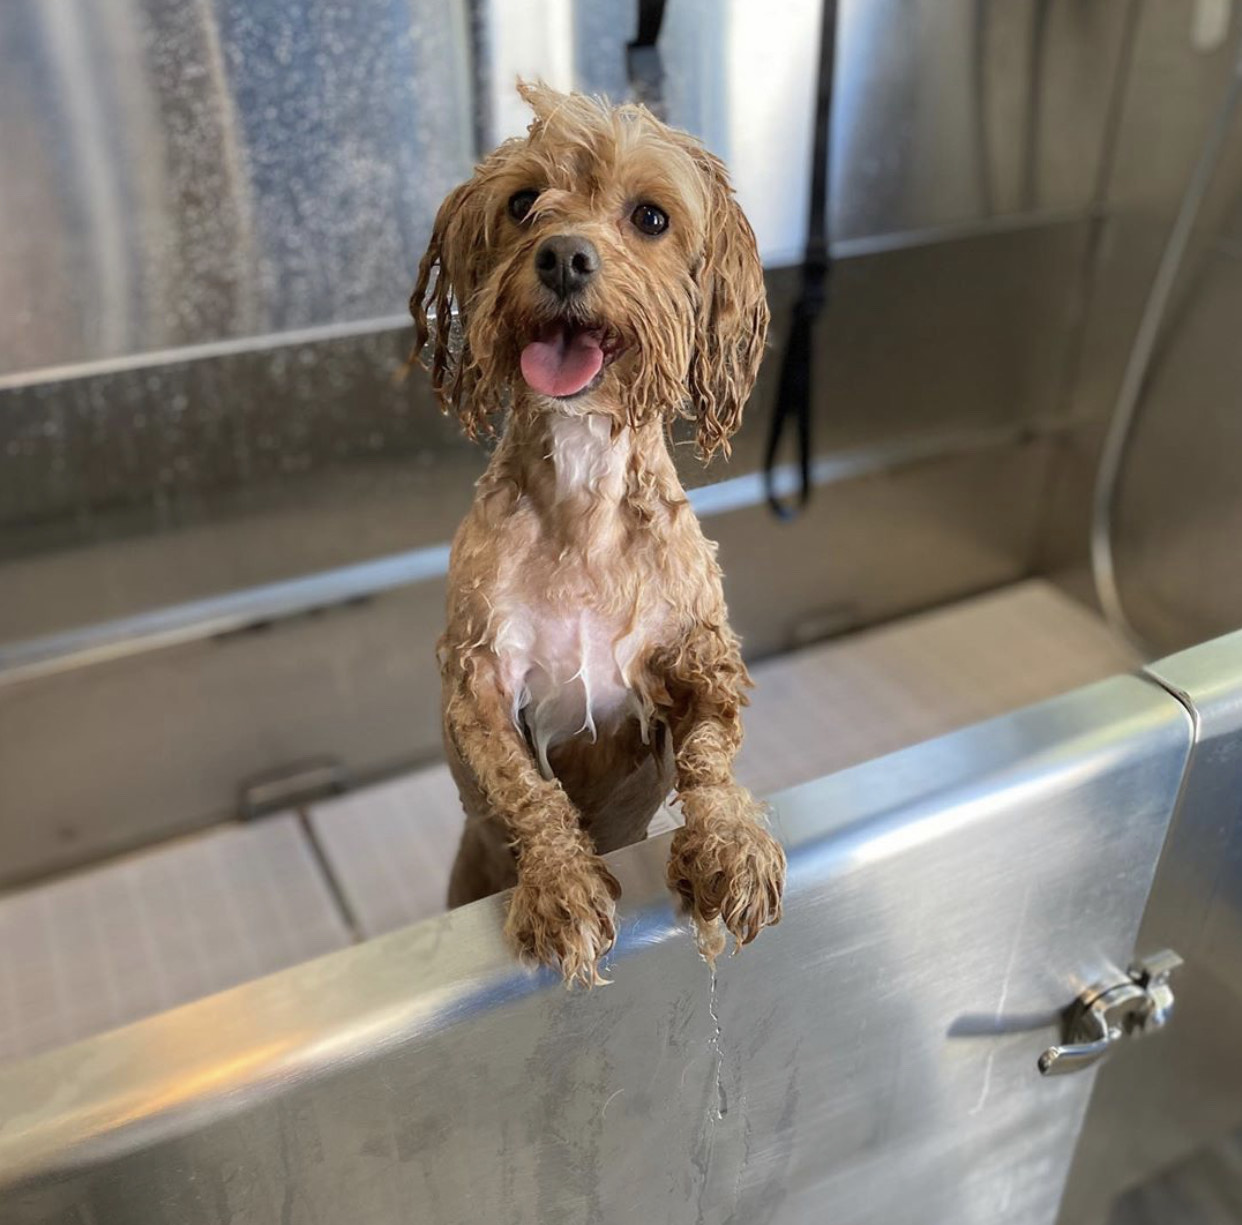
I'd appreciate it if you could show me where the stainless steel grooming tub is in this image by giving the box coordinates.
[5,3,1242,1221]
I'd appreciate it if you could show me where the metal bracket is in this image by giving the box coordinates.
[1039,950,1182,1076]
[239,757,349,821]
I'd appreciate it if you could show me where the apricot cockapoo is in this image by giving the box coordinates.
[410,84,785,986]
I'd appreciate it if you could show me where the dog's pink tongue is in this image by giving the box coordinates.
[520,324,604,397]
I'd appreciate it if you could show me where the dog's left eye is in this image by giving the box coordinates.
[631,203,669,236]
[508,190,540,222]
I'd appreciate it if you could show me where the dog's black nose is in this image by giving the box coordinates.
[535,235,600,298]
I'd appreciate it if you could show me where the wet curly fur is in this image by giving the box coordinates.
[411,84,785,985]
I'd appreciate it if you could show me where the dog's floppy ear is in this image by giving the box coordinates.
[409,174,491,439]
[686,154,769,460]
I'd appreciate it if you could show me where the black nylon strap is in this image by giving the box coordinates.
[765,0,838,519]
[627,0,668,117]
[632,0,665,47]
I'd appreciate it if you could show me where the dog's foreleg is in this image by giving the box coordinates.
[664,628,786,959]
[445,669,621,986]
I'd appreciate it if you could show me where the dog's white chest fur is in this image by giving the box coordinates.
[500,608,641,776]
[494,413,652,776]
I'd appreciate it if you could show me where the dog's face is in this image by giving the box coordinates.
[411,84,769,458]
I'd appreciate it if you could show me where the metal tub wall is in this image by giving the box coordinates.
[0,668,1197,1225]
[1105,215,1242,652]
[1037,2,1242,653]
[0,2,1140,880]
[0,0,1134,568]
[0,0,474,374]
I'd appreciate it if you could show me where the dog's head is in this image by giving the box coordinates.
[410,83,768,459]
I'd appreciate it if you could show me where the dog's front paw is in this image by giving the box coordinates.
[668,788,786,959]
[505,848,621,988]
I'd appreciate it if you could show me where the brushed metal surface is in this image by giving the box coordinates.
[0,0,1128,376]
[0,323,466,564]
[0,0,473,377]
[0,0,1118,551]
[0,580,1131,1065]
[1088,27,1242,655]
[0,2,1222,905]
[828,0,1129,242]
[0,674,1193,1225]
[1060,631,1242,1225]
[0,577,446,888]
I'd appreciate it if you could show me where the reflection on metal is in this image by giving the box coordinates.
[1022,2,1242,620]
[1089,30,1242,658]
[1039,951,1181,1076]
[1192,0,1235,54]
[0,0,1134,376]
[0,0,1138,670]
[0,0,473,378]
[0,671,1194,1224]
[1104,249,1242,652]
[0,313,411,396]
[0,544,453,689]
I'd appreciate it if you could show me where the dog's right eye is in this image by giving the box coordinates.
[508,190,540,223]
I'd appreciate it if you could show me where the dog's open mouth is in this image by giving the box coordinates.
[520,321,622,399]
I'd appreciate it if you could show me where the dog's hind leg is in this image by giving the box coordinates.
[446,815,516,908]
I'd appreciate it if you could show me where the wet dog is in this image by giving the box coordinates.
[410,84,784,984]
